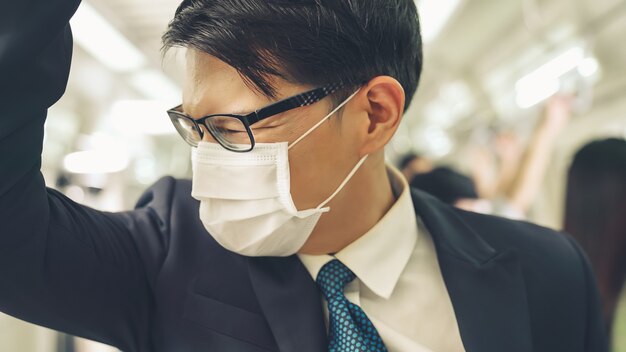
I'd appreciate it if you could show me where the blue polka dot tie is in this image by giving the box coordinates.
[316,259,388,352]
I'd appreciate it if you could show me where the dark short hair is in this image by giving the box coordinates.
[162,0,423,111]
[565,138,626,330]
[409,167,478,204]
[399,152,421,170]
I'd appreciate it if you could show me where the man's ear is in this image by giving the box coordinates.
[354,76,405,156]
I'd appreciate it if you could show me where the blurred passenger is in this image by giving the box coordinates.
[564,138,626,335]
[398,152,433,181]
[409,167,492,214]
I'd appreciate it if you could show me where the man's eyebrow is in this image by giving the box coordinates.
[183,107,255,117]
[230,108,254,115]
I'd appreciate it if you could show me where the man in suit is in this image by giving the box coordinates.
[0,0,608,351]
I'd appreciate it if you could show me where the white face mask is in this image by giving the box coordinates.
[191,90,366,257]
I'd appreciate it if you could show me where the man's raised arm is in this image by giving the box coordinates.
[0,2,170,351]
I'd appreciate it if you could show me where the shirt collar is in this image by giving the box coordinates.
[298,165,418,299]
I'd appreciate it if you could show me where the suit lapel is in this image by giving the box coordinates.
[247,188,533,352]
[411,189,533,352]
[248,255,327,352]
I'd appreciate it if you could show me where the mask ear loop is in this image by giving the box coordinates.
[316,154,368,210]
[287,89,361,150]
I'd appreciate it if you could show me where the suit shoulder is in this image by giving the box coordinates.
[456,209,562,240]
[133,177,195,228]
[455,209,585,278]
[135,177,192,205]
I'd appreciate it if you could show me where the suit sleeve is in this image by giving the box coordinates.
[563,235,610,352]
[0,1,169,351]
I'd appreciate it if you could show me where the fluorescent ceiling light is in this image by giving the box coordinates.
[516,47,584,92]
[70,3,146,72]
[515,46,599,108]
[515,79,560,109]
[110,100,177,136]
[416,0,462,43]
[578,57,599,78]
[70,5,181,101]
[64,150,129,174]
[64,134,130,174]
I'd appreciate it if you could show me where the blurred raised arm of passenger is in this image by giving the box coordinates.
[499,95,574,217]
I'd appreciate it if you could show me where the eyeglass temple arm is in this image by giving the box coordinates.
[247,84,341,124]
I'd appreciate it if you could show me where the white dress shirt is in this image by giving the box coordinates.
[298,166,466,352]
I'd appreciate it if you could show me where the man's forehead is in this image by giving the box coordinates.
[182,49,315,117]
[185,49,237,85]
[182,50,256,115]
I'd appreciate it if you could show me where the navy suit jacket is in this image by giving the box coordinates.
[0,0,608,351]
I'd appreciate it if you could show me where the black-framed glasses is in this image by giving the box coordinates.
[167,83,344,152]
